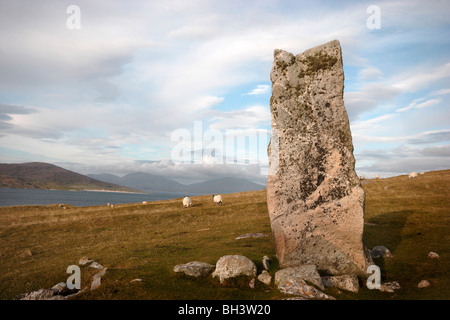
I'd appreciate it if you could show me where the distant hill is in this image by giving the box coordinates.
[89,173,265,195]
[88,172,186,193]
[0,162,139,192]
[187,177,265,194]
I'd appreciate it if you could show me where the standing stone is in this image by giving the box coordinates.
[267,40,372,277]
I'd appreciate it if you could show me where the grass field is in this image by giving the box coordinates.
[0,170,449,300]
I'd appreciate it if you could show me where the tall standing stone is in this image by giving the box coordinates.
[267,40,372,277]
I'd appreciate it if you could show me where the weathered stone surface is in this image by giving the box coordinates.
[79,256,93,266]
[51,282,68,295]
[267,40,372,276]
[90,268,107,291]
[380,281,401,293]
[257,270,272,286]
[274,265,324,290]
[173,261,215,278]
[371,246,393,258]
[277,278,335,300]
[89,261,104,270]
[418,280,431,288]
[321,274,359,293]
[15,288,55,300]
[212,255,257,284]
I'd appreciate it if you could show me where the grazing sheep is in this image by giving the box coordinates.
[142,201,147,204]
[182,196,192,208]
[360,176,365,180]
[419,171,425,175]
[213,194,223,206]
[375,175,380,179]
[408,172,418,179]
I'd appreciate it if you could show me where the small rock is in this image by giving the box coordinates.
[89,261,104,270]
[428,252,439,259]
[212,255,257,285]
[173,261,215,278]
[370,246,393,258]
[418,280,431,288]
[249,278,255,289]
[257,271,272,286]
[79,256,93,266]
[21,249,33,258]
[235,233,269,240]
[274,265,324,290]
[51,282,67,295]
[130,279,143,283]
[277,278,335,300]
[15,288,55,300]
[90,268,107,291]
[321,274,359,293]
[380,281,401,293]
[262,255,271,271]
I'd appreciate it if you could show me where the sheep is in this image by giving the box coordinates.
[408,172,418,179]
[360,176,365,180]
[182,196,192,208]
[213,194,223,206]
[375,175,380,179]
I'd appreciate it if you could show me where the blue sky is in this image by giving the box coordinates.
[0,0,449,184]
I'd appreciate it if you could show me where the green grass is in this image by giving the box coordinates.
[0,170,449,300]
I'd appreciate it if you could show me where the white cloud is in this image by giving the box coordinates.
[246,85,270,95]
[396,98,441,113]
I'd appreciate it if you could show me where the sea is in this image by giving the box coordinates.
[0,188,183,207]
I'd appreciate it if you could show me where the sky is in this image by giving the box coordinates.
[0,0,449,184]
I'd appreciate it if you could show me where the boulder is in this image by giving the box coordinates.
[274,265,324,290]
[173,261,215,278]
[267,39,373,276]
[277,278,335,300]
[321,274,359,293]
[212,255,257,285]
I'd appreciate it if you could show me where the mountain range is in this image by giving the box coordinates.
[0,162,266,195]
[0,162,137,192]
[87,172,266,195]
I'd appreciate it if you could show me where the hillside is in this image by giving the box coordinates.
[0,162,139,192]
[187,177,265,194]
[0,169,448,301]
[88,173,265,194]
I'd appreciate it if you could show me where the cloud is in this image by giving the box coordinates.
[344,84,401,120]
[358,66,383,80]
[396,98,441,113]
[209,105,271,130]
[392,63,450,92]
[246,85,270,95]
[407,129,450,145]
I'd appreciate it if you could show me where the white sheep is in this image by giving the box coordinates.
[408,172,418,179]
[213,194,223,206]
[375,175,380,179]
[360,176,365,180]
[182,196,192,208]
